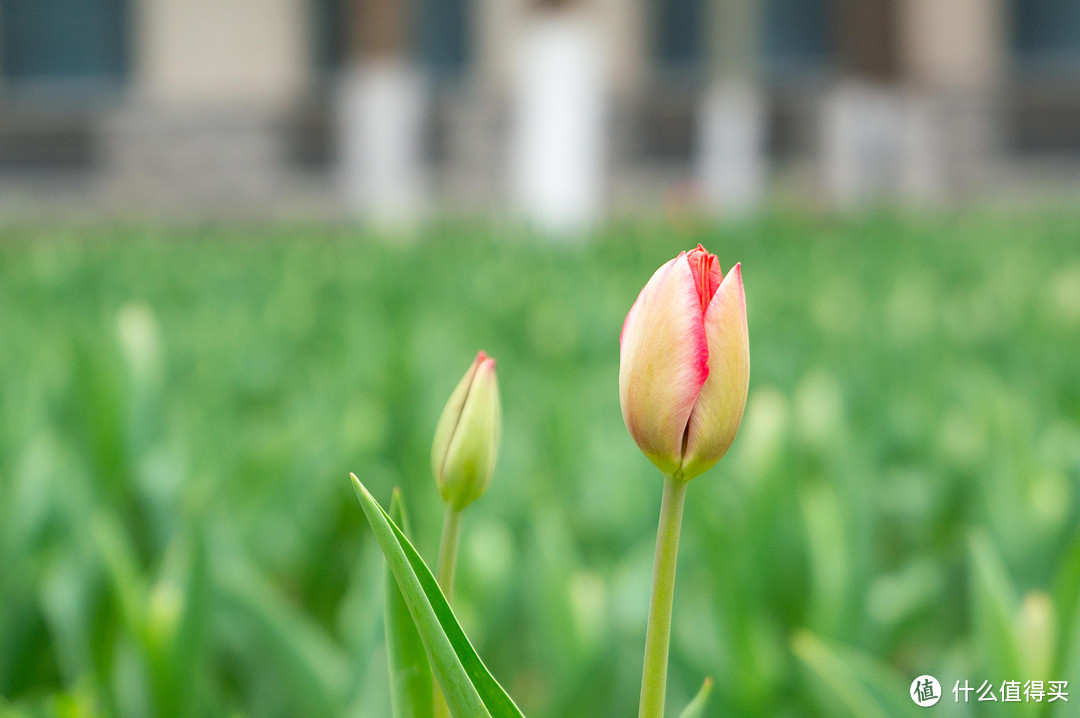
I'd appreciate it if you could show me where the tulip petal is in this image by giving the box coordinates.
[438,357,501,510]
[619,254,710,476]
[680,263,749,480]
[687,244,724,311]
[431,351,486,482]
[708,260,724,297]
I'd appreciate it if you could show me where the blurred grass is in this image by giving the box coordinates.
[0,213,1079,717]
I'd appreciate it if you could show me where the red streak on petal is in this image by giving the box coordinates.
[686,244,721,313]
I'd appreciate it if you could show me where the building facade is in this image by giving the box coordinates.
[0,0,1078,219]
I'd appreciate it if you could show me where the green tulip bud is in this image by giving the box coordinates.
[432,351,501,510]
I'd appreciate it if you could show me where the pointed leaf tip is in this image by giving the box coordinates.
[677,677,714,718]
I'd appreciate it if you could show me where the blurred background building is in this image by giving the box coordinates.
[0,0,1078,225]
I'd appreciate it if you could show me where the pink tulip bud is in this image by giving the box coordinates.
[432,351,501,510]
[619,245,749,480]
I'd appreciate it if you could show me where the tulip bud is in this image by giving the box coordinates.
[432,351,501,510]
[619,244,749,480]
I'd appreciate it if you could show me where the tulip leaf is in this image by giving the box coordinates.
[385,489,434,718]
[350,474,525,718]
[677,677,713,718]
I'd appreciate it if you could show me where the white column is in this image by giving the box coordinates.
[820,82,906,207]
[698,81,767,216]
[818,0,907,208]
[337,61,427,224]
[820,82,958,207]
[510,10,606,235]
[698,0,767,216]
[335,0,428,225]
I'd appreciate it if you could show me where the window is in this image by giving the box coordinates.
[0,0,129,86]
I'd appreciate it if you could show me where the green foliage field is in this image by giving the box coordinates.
[1,214,1079,717]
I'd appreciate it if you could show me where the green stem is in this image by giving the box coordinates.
[638,475,688,718]
[436,505,462,602]
[433,505,462,718]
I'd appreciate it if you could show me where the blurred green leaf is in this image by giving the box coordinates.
[214,540,350,716]
[39,556,96,684]
[90,513,147,637]
[676,677,713,718]
[1015,591,1055,685]
[1051,527,1080,676]
[792,631,921,718]
[350,474,525,718]
[156,528,210,717]
[800,483,849,636]
[386,489,434,718]
[969,532,1024,680]
[968,534,1046,718]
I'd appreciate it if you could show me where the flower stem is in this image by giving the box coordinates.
[638,475,688,718]
[433,505,462,718]
[436,505,462,602]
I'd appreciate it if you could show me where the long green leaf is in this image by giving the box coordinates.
[215,539,349,716]
[1051,526,1080,680]
[968,533,1024,680]
[792,631,922,718]
[386,489,434,718]
[677,677,713,718]
[350,474,525,718]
